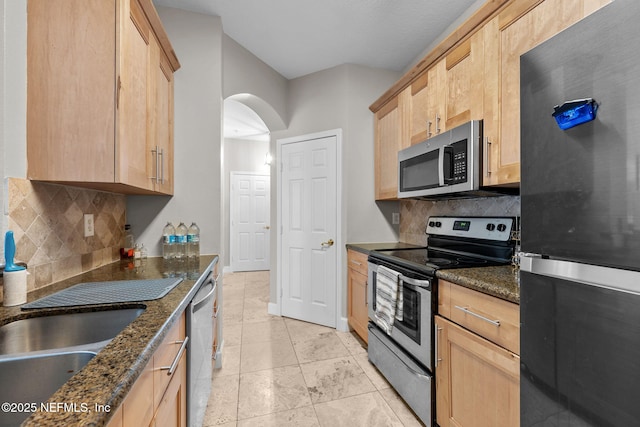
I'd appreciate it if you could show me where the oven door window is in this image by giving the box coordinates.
[394,285,420,345]
[399,149,440,192]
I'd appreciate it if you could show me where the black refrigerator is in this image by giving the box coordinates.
[519,0,640,425]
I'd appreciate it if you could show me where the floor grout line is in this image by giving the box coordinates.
[207,270,422,427]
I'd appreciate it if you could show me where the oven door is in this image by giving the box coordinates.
[368,260,433,370]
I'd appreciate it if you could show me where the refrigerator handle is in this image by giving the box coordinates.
[519,252,542,273]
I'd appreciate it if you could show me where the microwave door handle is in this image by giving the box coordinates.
[442,145,455,185]
[438,147,446,186]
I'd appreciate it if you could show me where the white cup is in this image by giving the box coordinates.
[3,269,27,306]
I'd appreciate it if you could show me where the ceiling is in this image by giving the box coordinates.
[153,0,481,139]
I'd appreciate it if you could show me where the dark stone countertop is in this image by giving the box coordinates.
[0,255,218,427]
[436,265,520,304]
[347,242,520,303]
[346,242,424,255]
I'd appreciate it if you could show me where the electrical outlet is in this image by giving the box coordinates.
[84,214,94,237]
[392,212,400,225]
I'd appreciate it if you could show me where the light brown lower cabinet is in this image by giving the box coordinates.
[435,315,519,427]
[151,352,187,427]
[107,312,187,427]
[347,249,369,343]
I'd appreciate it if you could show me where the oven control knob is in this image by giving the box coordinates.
[435,221,442,228]
[429,221,436,227]
[486,223,496,231]
[497,224,507,232]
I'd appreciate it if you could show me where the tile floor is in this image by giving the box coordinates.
[203,271,425,427]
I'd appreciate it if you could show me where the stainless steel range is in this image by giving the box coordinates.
[366,216,515,425]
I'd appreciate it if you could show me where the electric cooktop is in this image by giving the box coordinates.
[369,216,517,274]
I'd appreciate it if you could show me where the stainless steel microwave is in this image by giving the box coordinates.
[398,120,487,199]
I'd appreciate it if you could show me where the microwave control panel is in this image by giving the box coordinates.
[426,217,514,241]
[445,140,467,184]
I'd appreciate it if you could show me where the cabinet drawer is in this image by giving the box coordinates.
[153,312,186,408]
[347,249,368,276]
[439,280,519,355]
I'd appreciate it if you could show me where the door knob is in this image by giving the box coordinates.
[264,226,271,230]
[321,239,334,247]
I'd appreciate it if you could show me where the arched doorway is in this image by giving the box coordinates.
[222,94,285,273]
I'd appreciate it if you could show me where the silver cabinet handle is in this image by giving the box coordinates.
[484,137,492,177]
[435,324,442,368]
[151,146,159,182]
[350,259,362,266]
[454,305,501,327]
[158,149,164,184]
[435,113,441,134]
[161,336,189,376]
[365,281,368,306]
[427,120,433,138]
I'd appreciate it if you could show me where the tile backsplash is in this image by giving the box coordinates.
[2,178,126,301]
[400,195,521,245]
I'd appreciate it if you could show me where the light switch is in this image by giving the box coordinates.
[392,212,400,225]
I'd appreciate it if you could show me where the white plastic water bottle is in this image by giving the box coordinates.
[175,222,188,260]
[162,222,176,260]
[187,222,200,258]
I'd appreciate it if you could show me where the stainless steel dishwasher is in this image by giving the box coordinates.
[187,269,217,427]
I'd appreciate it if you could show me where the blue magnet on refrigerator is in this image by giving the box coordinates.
[552,98,598,130]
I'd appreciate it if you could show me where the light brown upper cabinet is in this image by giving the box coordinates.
[374,88,410,200]
[482,0,611,187]
[410,31,485,146]
[27,0,180,195]
[371,0,612,194]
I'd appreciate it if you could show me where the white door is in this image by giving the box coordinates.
[230,172,270,271]
[280,134,338,328]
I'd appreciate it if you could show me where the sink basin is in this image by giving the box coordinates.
[0,351,96,427]
[0,307,145,355]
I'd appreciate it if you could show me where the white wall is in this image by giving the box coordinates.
[126,7,223,258]
[269,63,401,312]
[1,0,28,239]
[222,34,288,130]
[222,138,270,268]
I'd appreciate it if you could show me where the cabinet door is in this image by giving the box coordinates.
[410,31,483,145]
[426,61,446,138]
[347,251,369,344]
[122,356,155,427]
[483,0,609,186]
[148,35,175,195]
[409,73,430,145]
[154,313,186,409]
[444,31,484,131]
[152,351,187,427]
[435,315,519,427]
[347,270,368,343]
[374,88,410,200]
[347,249,368,342]
[26,0,116,183]
[118,0,154,191]
[409,63,444,144]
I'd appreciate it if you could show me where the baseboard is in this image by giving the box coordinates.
[213,339,224,369]
[336,316,349,332]
[268,302,280,316]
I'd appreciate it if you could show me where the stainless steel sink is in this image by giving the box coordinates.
[0,351,96,427]
[0,307,145,355]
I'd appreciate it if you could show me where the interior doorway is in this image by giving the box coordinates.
[222,97,272,272]
[230,172,270,271]
[276,129,343,328]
